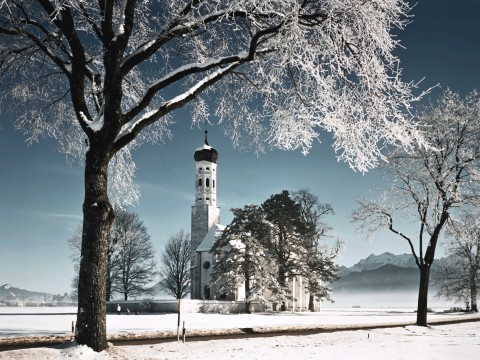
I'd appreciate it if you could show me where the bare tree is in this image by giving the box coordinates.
[111,210,157,301]
[352,90,480,326]
[159,230,191,300]
[159,230,191,340]
[1,1,430,350]
[292,189,341,311]
[435,211,480,312]
[69,210,157,301]
[68,224,122,301]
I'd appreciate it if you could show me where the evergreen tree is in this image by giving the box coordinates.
[211,205,275,313]
[292,189,340,311]
[262,190,309,307]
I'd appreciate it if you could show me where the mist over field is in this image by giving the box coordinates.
[325,290,459,310]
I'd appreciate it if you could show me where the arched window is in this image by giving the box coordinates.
[198,178,202,187]
[213,179,215,188]
[206,178,210,187]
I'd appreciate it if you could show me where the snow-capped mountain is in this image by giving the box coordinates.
[333,264,419,292]
[340,252,417,276]
[351,252,417,271]
[333,252,447,293]
[0,284,72,305]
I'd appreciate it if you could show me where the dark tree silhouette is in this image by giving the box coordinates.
[159,230,191,300]
[111,211,157,301]
[69,210,157,301]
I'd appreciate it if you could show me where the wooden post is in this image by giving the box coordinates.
[177,298,181,342]
[71,321,75,333]
[182,321,186,343]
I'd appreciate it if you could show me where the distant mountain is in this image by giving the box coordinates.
[0,284,73,305]
[333,264,419,292]
[333,252,447,293]
[350,252,417,272]
[0,284,53,303]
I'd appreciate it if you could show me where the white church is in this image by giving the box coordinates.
[189,131,311,311]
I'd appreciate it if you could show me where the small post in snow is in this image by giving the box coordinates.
[71,321,75,333]
[177,298,181,342]
[182,321,186,343]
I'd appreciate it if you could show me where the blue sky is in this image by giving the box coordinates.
[1,0,480,295]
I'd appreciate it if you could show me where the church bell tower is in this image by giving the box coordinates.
[190,131,220,298]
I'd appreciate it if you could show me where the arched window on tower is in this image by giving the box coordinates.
[213,179,215,188]
[206,178,210,187]
[198,178,202,187]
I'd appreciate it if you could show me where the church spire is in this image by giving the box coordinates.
[204,129,209,146]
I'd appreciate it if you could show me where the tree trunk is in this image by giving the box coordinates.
[245,271,252,314]
[416,264,431,326]
[75,152,114,351]
[471,283,478,312]
[106,255,112,302]
[308,294,315,312]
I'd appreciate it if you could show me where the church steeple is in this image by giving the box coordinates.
[190,131,220,298]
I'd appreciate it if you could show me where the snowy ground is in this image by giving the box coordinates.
[0,307,478,359]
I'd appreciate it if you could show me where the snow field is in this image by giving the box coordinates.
[0,307,478,359]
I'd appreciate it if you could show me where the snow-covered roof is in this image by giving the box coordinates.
[196,223,225,252]
[194,130,218,163]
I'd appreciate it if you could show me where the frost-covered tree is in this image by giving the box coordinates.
[292,188,340,311]
[352,90,480,326]
[436,211,480,312]
[211,205,276,313]
[1,0,429,350]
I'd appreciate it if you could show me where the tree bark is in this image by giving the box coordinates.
[308,294,315,312]
[471,283,478,312]
[75,151,114,351]
[416,264,431,326]
[245,268,252,314]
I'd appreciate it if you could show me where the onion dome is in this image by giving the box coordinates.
[194,130,218,163]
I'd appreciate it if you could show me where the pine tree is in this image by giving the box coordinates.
[262,190,309,307]
[211,205,275,313]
